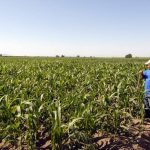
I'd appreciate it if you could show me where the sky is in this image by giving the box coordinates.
[0,0,150,57]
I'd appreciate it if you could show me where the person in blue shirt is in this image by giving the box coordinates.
[140,60,150,118]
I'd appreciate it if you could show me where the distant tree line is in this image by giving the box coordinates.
[55,54,133,58]
[56,55,81,58]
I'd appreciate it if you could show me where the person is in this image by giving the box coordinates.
[140,60,150,118]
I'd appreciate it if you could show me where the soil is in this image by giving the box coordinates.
[94,118,150,150]
[1,119,150,150]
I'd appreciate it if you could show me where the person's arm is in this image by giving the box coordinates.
[141,70,147,79]
[139,70,146,79]
[139,70,143,78]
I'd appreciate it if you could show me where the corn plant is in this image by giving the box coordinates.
[0,57,147,149]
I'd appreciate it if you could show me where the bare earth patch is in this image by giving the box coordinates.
[1,119,150,150]
[94,118,150,150]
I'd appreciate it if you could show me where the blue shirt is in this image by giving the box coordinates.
[143,70,150,94]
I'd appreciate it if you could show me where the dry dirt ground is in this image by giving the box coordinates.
[94,118,150,150]
[1,119,150,150]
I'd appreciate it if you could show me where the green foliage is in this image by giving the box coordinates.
[0,57,146,149]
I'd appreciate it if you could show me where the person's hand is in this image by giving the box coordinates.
[139,70,143,74]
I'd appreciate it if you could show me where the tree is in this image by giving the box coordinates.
[56,55,59,58]
[125,54,132,58]
[61,55,65,57]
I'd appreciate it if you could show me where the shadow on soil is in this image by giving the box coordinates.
[94,119,150,150]
[1,119,150,150]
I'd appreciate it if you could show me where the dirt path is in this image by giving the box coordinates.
[94,119,150,150]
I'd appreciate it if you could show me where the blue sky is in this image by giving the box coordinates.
[0,0,150,57]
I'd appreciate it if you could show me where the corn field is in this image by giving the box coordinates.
[0,57,147,149]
